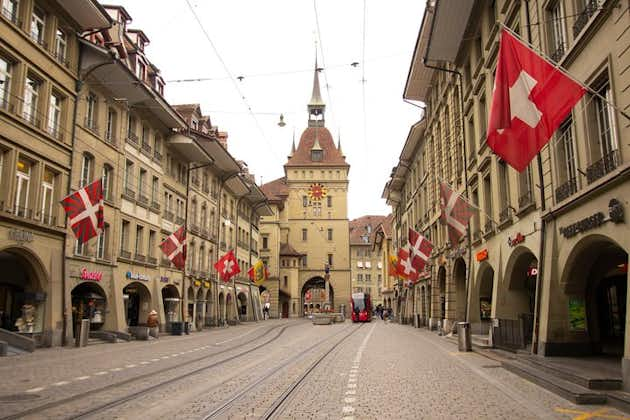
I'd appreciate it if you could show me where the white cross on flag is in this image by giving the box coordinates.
[160,225,186,270]
[396,247,418,282]
[214,249,240,283]
[440,182,475,246]
[61,179,104,244]
[408,228,433,273]
[487,29,585,172]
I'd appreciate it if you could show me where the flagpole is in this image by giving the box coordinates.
[437,175,501,228]
[498,22,630,122]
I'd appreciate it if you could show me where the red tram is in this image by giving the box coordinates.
[350,292,372,322]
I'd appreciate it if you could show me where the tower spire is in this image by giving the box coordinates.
[337,129,345,157]
[308,52,326,127]
[288,129,296,158]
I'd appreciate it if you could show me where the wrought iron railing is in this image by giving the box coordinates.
[518,190,534,209]
[123,187,135,200]
[147,256,157,265]
[586,150,619,184]
[555,177,578,203]
[163,210,174,222]
[134,253,146,263]
[573,0,599,38]
[140,142,152,156]
[175,216,185,225]
[472,230,481,242]
[484,220,494,235]
[126,132,139,145]
[161,257,171,267]
[119,249,132,259]
[549,43,566,63]
[499,206,511,223]
[153,150,162,162]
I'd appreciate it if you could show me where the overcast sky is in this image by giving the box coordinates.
[111,0,425,219]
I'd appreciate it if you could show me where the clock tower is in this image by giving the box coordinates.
[260,61,351,318]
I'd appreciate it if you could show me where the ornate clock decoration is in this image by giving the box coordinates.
[307,183,328,201]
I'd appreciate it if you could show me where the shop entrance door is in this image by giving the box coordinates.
[126,292,140,326]
[281,302,289,318]
[597,275,627,357]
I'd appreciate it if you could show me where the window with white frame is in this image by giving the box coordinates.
[97,223,108,260]
[54,28,66,63]
[80,153,93,188]
[40,168,54,225]
[124,160,133,192]
[23,75,40,123]
[47,92,62,137]
[105,108,116,141]
[555,117,577,187]
[15,157,31,216]
[1,0,19,23]
[85,92,97,129]
[30,5,45,46]
[592,78,618,159]
[135,225,144,256]
[0,56,12,108]
[151,176,158,204]
[136,61,145,81]
[74,238,84,256]
[102,164,112,201]
[547,0,566,60]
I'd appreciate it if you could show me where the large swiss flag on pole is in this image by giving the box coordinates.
[214,250,240,283]
[61,179,104,244]
[487,29,585,172]
[160,225,186,270]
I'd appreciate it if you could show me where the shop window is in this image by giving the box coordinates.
[23,75,40,124]
[40,168,55,225]
[15,157,32,217]
[80,153,93,188]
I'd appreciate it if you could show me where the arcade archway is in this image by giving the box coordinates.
[0,249,47,334]
[123,282,151,327]
[504,246,538,344]
[301,276,334,315]
[218,292,225,322]
[205,289,213,326]
[438,266,446,320]
[453,258,467,322]
[561,234,629,357]
[472,263,494,334]
[161,285,180,332]
[71,282,106,337]
[237,292,248,317]
[195,288,205,331]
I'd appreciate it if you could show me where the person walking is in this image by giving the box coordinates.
[147,310,159,339]
[263,302,270,320]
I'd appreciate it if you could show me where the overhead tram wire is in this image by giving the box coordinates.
[313,0,335,131]
[184,0,282,162]
[361,0,368,162]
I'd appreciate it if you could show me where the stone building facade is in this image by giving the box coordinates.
[385,0,629,388]
[349,215,387,306]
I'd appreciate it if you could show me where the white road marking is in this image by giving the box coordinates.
[52,381,69,386]
[345,390,356,395]
[140,361,150,365]
[342,417,355,420]
[94,371,108,375]
[25,387,44,393]
[125,364,137,368]
[340,324,376,419]
[171,354,179,357]
[214,324,265,345]
[110,368,123,372]
[74,376,90,381]
[347,383,357,388]
[151,358,160,362]
[161,356,169,359]
[344,397,356,403]
[342,407,355,414]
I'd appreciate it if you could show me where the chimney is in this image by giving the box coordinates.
[217,131,228,149]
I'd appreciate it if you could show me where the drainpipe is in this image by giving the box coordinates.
[420,61,472,325]
[214,179,223,324]
[525,0,548,355]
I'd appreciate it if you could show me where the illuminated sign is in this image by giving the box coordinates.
[126,271,150,281]
[476,249,488,262]
[80,268,102,281]
[508,232,525,247]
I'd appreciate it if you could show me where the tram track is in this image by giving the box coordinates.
[0,322,296,420]
[202,323,365,420]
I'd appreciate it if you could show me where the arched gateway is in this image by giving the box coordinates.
[302,276,334,315]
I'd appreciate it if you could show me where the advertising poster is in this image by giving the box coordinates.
[568,298,586,331]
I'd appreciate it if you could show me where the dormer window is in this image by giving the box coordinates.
[311,150,323,161]
[136,61,145,81]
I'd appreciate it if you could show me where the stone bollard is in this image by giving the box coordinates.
[0,340,7,356]
[75,319,90,347]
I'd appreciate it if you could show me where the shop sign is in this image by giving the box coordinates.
[476,249,488,262]
[126,271,150,281]
[159,276,169,283]
[508,232,525,247]
[203,281,210,288]
[559,199,625,239]
[527,267,538,277]
[193,280,201,287]
[9,229,34,243]
[80,268,102,282]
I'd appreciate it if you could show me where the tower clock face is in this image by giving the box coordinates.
[308,183,327,201]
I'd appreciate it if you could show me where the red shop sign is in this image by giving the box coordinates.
[80,268,102,281]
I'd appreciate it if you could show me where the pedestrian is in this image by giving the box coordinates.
[147,310,159,339]
[263,302,270,320]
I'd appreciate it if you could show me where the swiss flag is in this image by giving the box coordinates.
[488,29,585,172]
[160,225,186,270]
[440,182,475,246]
[214,250,240,282]
[408,228,433,272]
[61,179,104,244]
[396,247,418,282]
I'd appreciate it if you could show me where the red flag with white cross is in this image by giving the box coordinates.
[487,29,585,172]
[160,225,186,270]
[408,228,433,273]
[214,250,240,282]
[61,179,104,244]
[440,182,475,246]
[396,247,419,282]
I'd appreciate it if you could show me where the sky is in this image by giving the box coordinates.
[111,0,425,219]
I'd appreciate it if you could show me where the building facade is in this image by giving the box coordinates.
[349,215,387,306]
[260,65,352,318]
[386,0,629,388]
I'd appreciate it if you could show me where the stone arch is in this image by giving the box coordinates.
[438,266,446,320]
[71,281,107,336]
[161,285,180,331]
[452,257,467,322]
[470,262,494,333]
[237,292,248,317]
[301,276,333,312]
[195,287,206,330]
[205,288,213,326]
[502,245,538,342]
[560,234,628,356]
[218,292,225,322]
[123,281,151,327]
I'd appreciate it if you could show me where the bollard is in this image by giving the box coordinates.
[75,319,90,347]
[457,322,472,352]
[0,340,7,356]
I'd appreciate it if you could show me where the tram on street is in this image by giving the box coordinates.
[350,292,372,323]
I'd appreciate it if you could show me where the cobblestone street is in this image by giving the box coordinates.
[1,319,629,419]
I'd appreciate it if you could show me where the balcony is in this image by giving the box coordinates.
[467,150,477,168]
[105,133,117,147]
[175,216,185,225]
[161,257,171,267]
[13,206,33,220]
[137,194,149,207]
[471,230,482,244]
[123,187,135,201]
[134,253,146,263]
[201,228,209,239]
[147,256,158,265]
[140,141,152,157]
[38,211,57,227]
[586,150,620,184]
[237,240,249,250]
[153,150,162,162]
[518,190,534,210]
[555,177,578,203]
[483,220,494,237]
[119,249,132,260]
[1,6,19,24]
[549,43,566,63]
[498,206,511,225]
[191,177,200,188]
[126,132,139,145]
[190,224,200,234]
[251,249,259,257]
[150,201,160,211]
[573,0,599,38]
[163,210,174,222]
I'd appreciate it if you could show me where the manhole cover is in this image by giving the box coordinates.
[0,393,41,402]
